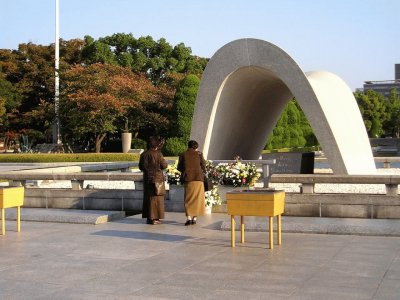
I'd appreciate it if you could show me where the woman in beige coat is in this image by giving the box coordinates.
[177,140,206,225]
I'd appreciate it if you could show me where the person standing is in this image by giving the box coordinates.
[177,140,206,226]
[139,136,167,225]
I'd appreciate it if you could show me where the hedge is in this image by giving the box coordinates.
[0,153,140,163]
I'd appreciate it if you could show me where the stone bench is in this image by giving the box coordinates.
[0,172,144,190]
[269,174,400,196]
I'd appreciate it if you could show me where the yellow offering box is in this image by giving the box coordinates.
[0,187,24,235]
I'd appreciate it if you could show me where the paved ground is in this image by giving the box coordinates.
[1,212,400,299]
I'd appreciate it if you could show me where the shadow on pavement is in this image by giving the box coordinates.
[91,230,192,242]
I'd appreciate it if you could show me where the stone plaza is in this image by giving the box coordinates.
[1,211,400,299]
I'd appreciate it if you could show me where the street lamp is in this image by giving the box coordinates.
[53,0,61,144]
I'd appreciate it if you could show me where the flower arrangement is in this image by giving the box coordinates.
[165,156,259,206]
[165,165,182,185]
[210,157,261,187]
[166,161,222,208]
[205,186,221,207]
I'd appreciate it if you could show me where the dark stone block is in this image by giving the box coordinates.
[262,152,314,183]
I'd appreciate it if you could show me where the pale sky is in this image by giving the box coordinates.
[2,0,400,91]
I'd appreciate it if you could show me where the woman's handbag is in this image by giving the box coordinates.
[154,181,166,196]
[204,176,214,192]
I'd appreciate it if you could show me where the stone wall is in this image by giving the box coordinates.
[22,187,400,219]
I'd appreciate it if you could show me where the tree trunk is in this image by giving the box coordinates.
[95,133,107,153]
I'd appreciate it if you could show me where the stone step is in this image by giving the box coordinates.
[1,208,125,225]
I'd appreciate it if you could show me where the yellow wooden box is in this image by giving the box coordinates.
[227,190,285,216]
[0,187,25,208]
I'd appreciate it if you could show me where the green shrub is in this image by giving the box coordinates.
[131,138,146,149]
[163,137,186,156]
[0,153,140,163]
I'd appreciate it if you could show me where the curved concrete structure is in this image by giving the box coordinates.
[191,38,376,174]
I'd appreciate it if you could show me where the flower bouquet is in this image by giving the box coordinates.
[167,161,222,209]
[205,186,221,207]
[165,165,182,185]
[211,157,260,187]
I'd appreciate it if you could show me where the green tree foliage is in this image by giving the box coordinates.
[81,36,117,65]
[164,74,200,155]
[265,100,317,150]
[82,33,208,84]
[0,35,192,151]
[383,89,400,137]
[164,137,187,157]
[171,74,200,138]
[354,90,389,137]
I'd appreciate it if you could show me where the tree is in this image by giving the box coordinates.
[171,74,200,138]
[0,74,22,127]
[86,33,207,84]
[265,100,317,150]
[0,34,205,151]
[61,63,162,153]
[0,44,54,138]
[354,90,388,137]
[383,89,400,137]
[81,36,117,65]
[164,74,200,155]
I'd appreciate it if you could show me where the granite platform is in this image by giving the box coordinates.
[1,212,400,299]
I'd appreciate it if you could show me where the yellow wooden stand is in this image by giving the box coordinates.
[0,187,24,235]
[227,190,285,249]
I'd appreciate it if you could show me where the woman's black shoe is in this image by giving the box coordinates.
[146,219,155,225]
[191,219,197,225]
[185,220,192,226]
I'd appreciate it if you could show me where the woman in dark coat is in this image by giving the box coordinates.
[139,136,168,225]
[177,140,206,226]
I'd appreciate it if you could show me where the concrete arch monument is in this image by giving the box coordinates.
[190,38,376,174]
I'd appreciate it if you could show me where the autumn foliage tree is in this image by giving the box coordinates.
[61,63,173,152]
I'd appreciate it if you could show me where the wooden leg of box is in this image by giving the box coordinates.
[240,216,244,243]
[277,214,281,245]
[1,208,5,235]
[231,215,235,248]
[17,206,21,232]
[269,216,273,249]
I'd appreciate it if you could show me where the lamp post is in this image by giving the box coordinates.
[53,0,61,144]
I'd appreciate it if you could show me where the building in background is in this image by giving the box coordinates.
[362,64,400,98]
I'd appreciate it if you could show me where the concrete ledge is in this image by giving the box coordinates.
[0,172,144,181]
[215,193,400,218]
[24,188,143,210]
[1,208,125,225]
[17,187,400,219]
[270,174,400,195]
[270,174,397,184]
[221,216,400,236]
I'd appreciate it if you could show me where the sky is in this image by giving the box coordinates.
[2,0,400,91]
